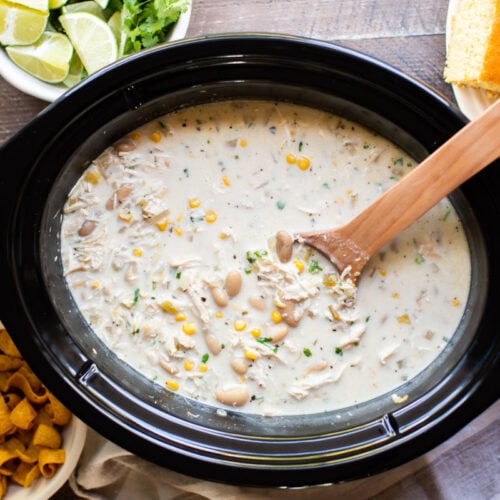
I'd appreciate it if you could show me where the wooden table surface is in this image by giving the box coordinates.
[2,1,498,498]
[0,0,455,145]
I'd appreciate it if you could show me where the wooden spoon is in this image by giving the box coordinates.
[296,98,500,280]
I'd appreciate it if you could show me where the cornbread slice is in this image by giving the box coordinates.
[445,0,500,93]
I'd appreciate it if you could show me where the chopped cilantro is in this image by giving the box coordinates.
[256,337,278,353]
[133,288,140,304]
[276,200,286,210]
[303,347,312,357]
[175,271,182,279]
[121,0,190,55]
[246,251,256,264]
[335,347,343,356]
[131,328,140,335]
[415,254,425,264]
[308,259,323,273]
[246,249,267,263]
[201,353,209,363]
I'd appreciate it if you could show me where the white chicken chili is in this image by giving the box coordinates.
[60,100,471,415]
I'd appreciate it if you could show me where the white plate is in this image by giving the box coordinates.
[0,3,192,102]
[445,0,499,119]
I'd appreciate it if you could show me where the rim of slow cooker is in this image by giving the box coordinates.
[0,35,498,487]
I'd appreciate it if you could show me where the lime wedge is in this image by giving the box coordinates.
[59,12,117,75]
[63,51,84,87]
[9,0,48,13]
[61,0,104,20]
[0,0,48,45]
[107,10,120,41]
[6,31,73,83]
[48,0,67,9]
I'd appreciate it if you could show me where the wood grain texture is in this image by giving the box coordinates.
[186,0,448,40]
[0,0,454,145]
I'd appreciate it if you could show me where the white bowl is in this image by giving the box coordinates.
[0,4,192,102]
[5,416,87,499]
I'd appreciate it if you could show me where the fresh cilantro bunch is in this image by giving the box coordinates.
[120,0,190,55]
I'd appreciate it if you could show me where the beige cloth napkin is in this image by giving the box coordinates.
[54,400,499,499]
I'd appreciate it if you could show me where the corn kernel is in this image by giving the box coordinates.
[174,227,183,236]
[346,189,353,196]
[286,153,297,164]
[244,349,258,361]
[397,314,411,325]
[222,175,231,186]
[84,170,101,185]
[234,319,247,331]
[392,292,400,299]
[118,212,133,222]
[323,274,337,287]
[198,364,208,372]
[452,298,461,307]
[175,313,186,322]
[297,156,311,170]
[166,379,179,391]
[91,281,100,289]
[215,311,223,318]
[132,248,143,257]
[293,259,305,274]
[188,197,201,208]
[250,328,261,338]
[161,301,179,314]
[240,139,248,147]
[182,322,197,335]
[205,210,218,223]
[271,310,282,323]
[157,219,169,231]
[379,268,387,277]
[184,360,194,371]
[150,131,162,143]
[130,132,141,141]
[219,232,227,240]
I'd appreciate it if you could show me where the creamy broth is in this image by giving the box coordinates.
[60,101,471,415]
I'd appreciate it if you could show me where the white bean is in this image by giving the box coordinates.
[276,230,293,263]
[204,333,222,355]
[248,295,267,311]
[106,183,134,210]
[215,385,249,407]
[78,219,96,237]
[210,286,228,307]
[114,138,136,152]
[225,270,242,297]
[270,324,289,343]
[282,300,302,327]
[230,357,249,375]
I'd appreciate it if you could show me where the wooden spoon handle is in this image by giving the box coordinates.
[340,99,500,258]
